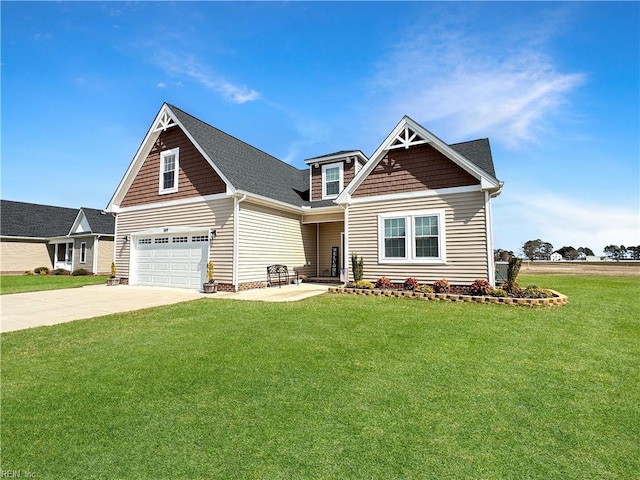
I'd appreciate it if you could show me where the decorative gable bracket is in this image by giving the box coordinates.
[153,111,177,132]
[388,126,428,150]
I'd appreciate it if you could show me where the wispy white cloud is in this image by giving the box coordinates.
[369,16,585,148]
[494,191,640,254]
[154,51,260,104]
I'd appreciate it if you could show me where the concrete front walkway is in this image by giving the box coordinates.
[0,283,334,333]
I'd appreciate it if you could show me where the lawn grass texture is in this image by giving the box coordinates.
[2,274,638,479]
[0,274,109,295]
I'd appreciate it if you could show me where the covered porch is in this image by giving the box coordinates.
[301,208,347,283]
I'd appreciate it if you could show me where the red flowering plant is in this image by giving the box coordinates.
[404,277,419,290]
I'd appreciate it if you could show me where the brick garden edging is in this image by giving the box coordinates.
[328,287,568,306]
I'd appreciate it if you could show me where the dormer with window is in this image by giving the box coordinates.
[305,150,367,202]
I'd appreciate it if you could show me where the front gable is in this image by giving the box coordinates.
[352,144,479,198]
[337,116,501,204]
[121,126,227,207]
[69,210,91,234]
[107,104,233,212]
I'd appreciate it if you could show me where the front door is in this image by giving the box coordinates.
[54,242,73,271]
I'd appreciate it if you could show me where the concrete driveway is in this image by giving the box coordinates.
[1,283,333,333]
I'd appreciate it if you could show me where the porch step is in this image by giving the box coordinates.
[305,277,341,284]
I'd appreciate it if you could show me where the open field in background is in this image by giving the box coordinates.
[1,274,638,479]
[521,261,640,276]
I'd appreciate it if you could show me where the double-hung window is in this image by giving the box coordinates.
[159,147,179,194]
[378,209,446,264]
[322,162,343,199]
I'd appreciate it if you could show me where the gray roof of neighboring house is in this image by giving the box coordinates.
[168,104,497,207]
[0,200,114,239]
[79,207,116,235]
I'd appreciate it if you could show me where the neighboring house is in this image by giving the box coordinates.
[550,252,563,262]
[106,103,503,291]
[0,200,115,274]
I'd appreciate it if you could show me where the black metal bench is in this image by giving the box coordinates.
[267,265,290,288]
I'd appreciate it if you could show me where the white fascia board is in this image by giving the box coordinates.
[106,103,236,212]
[347,184,482,206]
[114,192,230,214]
[233,190,305,215]
[304,150,368,165]
[131,226,211,236]
[0,235,50,241]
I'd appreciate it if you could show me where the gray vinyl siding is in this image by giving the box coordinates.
[237,201,315,284]
[348,190,488,285]
[0,239,53,273]
[114,198,234,283]
[73,237,95,272]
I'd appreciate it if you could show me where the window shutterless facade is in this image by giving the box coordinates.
[322,162,343,199]
[159,147,179,194]
[378,209,446,264]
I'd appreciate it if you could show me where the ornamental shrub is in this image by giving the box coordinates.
[469,278,493,296]
[375,277,393,289]
[353,280,375,290]
[34,266,49,275]
[432,278,450,293]
[506,256,522,294]
[53,268,70,275]
[351,253,364,282]
[521,285,554,299]
[72,268,90,276]
[404,277,419,290]
[415,284,434,294]
[490,288,508,297]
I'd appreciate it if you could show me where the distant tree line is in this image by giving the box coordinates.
[494,239,640,261]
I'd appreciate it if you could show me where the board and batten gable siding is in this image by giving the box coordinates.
[121,127,226,207]
[237,201,316,284]
[0,240,53,273]
[353,144,479,198]
[348,191,488,285]
[114,198,234,283]
[311,159,357,201]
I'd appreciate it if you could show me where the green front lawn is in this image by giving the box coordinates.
[1,274,638,479]
[0,274,109,294]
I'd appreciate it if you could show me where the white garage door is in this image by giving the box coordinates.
[134,233,208,289]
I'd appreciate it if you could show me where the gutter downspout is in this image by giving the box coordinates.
[485,190,496,287]
[93,234,100,274]
[232,194,247,291]
[339,203,349,284]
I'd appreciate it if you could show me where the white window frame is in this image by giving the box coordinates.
[377,209,446,264]
[159,147,180,195]
[80,242,87,263]
[322,162,343,199]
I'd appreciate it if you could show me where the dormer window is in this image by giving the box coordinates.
[159,147,179,194]
[322,162,343,199]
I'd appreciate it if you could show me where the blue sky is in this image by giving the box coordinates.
[2,1,639,255]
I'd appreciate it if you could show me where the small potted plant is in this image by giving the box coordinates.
[107,262,120,286]
[203,261,217,293]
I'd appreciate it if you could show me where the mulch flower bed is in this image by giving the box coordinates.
[329,286,568,306]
